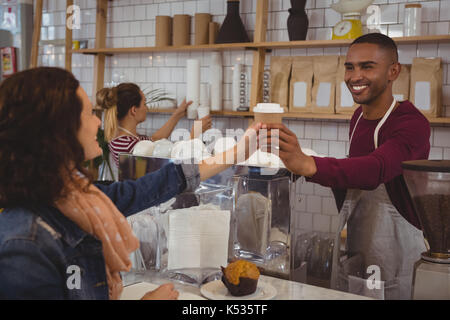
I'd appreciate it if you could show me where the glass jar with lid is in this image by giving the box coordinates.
[403,3,422,37]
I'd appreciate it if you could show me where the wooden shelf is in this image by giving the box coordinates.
[261,35,450,50]
[147,108,176,113]
[147,109,254,117]
[146,109,450,125]
[71,42,257,55]
[211,110,254,117]
[391,34,450,44]
[283,114,450,125]
[428,117,450,124]
[72,35,450,55]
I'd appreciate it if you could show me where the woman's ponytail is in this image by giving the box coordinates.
[96,87,118,142]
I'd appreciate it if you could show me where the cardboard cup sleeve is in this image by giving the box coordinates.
[254,113,283,124]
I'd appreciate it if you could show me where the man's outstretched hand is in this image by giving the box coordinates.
[259,123,317,177]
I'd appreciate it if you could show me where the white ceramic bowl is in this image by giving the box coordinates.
[152,139,174,158]
[132,140,155,156]
[171,139,210,161]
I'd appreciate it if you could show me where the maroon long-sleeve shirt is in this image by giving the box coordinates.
[308,100,430,230]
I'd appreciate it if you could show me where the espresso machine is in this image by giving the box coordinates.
[402,160,450,299]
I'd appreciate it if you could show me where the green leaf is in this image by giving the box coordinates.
[87,128,111,170]
[143,87,176,109]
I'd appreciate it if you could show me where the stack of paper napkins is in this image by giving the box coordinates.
[167,204,230,270]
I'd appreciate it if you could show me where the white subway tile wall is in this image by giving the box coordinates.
[39,0,450,235]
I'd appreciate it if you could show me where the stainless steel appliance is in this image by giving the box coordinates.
[402,160,450,299]
[231,173,292,279]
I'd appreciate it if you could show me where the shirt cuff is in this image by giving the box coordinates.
[306,156,330,184]
[177,162,200,192]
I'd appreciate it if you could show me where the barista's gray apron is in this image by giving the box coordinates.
[330,99,426,300]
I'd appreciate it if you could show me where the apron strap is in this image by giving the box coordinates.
[348,98,397,154]
[373,98,397,149]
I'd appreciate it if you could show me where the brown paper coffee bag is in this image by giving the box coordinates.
[335,55,358,114]
[270,56,292,112]
[289,56,313,113]
[392,64,410,102]
[410,57,442,117]
[312,55,339,113]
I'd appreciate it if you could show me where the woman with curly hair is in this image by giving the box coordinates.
[0,67,259,300]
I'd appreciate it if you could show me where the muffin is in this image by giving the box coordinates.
[221,260,260,296]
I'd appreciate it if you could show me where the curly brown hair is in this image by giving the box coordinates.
[0,67,91,208]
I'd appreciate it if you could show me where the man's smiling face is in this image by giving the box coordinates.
[344,42,397,105]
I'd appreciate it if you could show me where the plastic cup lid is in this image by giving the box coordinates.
[253,103,284,113]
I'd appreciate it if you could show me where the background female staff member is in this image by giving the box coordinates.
[262,33,430,299]
[97,83,212,168]
[0,67,258,299]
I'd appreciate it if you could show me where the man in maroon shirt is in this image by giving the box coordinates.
[264,33,430,299]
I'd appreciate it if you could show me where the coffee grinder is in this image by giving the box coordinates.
[402,160,450,299]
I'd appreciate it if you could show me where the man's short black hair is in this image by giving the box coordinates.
[350,33,399,62]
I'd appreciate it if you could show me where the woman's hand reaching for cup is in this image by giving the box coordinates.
[200,115,212,133]
[190,115,212,138]
[235,121,261,164]
[259,123,317,177]
[198,121,262,181]
[211,121,262,164]
[140,283,179,300]
[151,98,193,141]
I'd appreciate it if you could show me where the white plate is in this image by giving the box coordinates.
[120,282,206,300]
[200,280,277,300]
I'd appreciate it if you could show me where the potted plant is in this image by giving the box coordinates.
[92,127,114,182]
[143,88,176,109]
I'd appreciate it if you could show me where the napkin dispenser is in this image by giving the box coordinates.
[155,183,234,286]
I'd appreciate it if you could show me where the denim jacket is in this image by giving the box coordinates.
[0,162,199,299]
